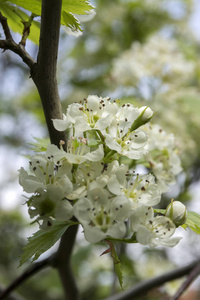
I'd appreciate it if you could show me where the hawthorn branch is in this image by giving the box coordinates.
[0,257,51,300]
[0,12,35,68]
[171,260,200,300]
[0,287,25,300]
[52,224,80,300]
[105,259,200,300]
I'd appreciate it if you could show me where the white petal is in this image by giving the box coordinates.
[107,222,127,239]
[55,200,73,221]
[111,195,131,221]
[52,117,70,131]
[84,144,104,161]
[130,206,154,231]
[136,226,152,245]
[107,175,122,195]
[84,225,106,243]
[151,237,182,248]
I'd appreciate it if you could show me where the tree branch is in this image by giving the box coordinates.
[0,287,25,300]
[0,12,13,40]
[171,260,200,300]
[30,0,67,149]
[52,224,80,300]
[0,12,35,68]
[104,259,200,300]
[0,257,51,300]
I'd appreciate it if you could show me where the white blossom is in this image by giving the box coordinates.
[107,172,161,207]
[130,206,182,248]
[74,188,131,243]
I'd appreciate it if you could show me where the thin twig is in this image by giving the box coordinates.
[171,260,200,300]
[0,12,36,68]
[0,287,25,300]
[0,12,13,40]
[0,256,52,300]
[104,259,200,300]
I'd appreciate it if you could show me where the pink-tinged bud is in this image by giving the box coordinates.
[166,201,187,226]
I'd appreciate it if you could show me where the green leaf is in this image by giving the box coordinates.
[19,221,75,266]
[183,211,200,234]
[62,0,94,15]
[29,137,50,152]
[2,0,94,41]
[7,0,94,16]
[0,2,40,44]
[62,11,82,32]
[5,0,41,15]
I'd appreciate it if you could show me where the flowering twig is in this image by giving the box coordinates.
[104,259,200,300]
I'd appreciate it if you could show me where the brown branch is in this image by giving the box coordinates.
[0,12,13,40]
[0,12,35,68]
[105,259,200,300]
[0,257,51,300]
[171,260,200,300]
[30,0,67,149]
[0,287,25,300]
[53,224,80,300]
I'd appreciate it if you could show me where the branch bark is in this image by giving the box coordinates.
[0,257,51,300]
[30,0,67,149]
[53,224,80,300]
[104,259,200,300]
[171,260,200,300]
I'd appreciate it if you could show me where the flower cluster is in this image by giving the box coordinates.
[19,95,185,248]
[111,34,195,88]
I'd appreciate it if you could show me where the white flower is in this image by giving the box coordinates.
[130,206,182,248]
[105,129,148,159]
[111,34,195,88]
[74,188,131,243]
[27,185,73,227]
[64,137,104,164]
[53,96,118,135]
[166,201,187,226]
[19,147,73,197]
[142,124,182,192]
[107,168,161,207]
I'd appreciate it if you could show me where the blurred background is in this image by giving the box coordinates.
[1,0,200,299]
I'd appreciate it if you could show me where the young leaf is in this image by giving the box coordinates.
[0,2,40,44]
[62,11,82,32]
[29,137,50,152]
[62,0,94,15]
[183,211,200,234]
[6,0,41,15]
[19,221,76,266]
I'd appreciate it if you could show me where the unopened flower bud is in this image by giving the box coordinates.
[130,106,154,132]
[165,201,187,226]
[138,106,153,121]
